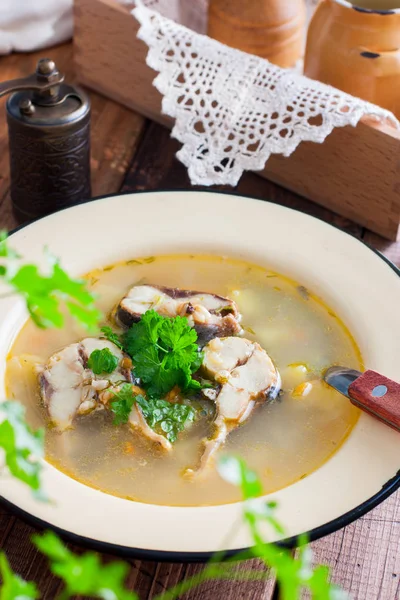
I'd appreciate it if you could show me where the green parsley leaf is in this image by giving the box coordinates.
[122,311,203,397]
[101,326,123,350]
[0,552,39,599]
[109,384,136,425]
[0,402,44,497]
[108,386,195,442]
[7,261,102,332]
[87,348,119,375]
[217,456,349,600]
[136,395,195,443]
[33,532,138,600]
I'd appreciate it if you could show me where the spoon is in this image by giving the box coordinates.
[324,367,400,433]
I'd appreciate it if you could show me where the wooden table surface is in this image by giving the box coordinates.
[0,43,399,600]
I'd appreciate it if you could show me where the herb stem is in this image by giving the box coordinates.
[155,343,168,354]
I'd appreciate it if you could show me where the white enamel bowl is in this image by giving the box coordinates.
[0,191,399,561]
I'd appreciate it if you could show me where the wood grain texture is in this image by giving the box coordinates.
[305,493,400,600]
[122,121,363,237]
[74,0,400,240]
[0,43,146,231]
[180,561,276,600]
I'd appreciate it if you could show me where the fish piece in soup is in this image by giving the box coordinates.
[115,284,242,345]
[39,339,132,431]
[188,337,279,476]
[100,384,173,452]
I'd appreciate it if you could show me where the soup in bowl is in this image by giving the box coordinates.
[0,191,399,558]
[5,253,362,507]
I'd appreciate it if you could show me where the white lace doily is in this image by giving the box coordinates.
[133,0,399,187]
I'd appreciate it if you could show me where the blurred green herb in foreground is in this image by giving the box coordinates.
[0,402,44,499]
[0,231,102,331]
[0,458,348,600]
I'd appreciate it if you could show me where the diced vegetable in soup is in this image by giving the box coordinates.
[5,255,363,507]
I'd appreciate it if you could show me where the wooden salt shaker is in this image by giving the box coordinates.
[304,0,400,118]
[207,0,307,68]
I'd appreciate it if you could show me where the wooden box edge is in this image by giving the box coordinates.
[74,0,400,240]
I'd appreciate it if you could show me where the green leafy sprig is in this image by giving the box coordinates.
[0,402,44,498]
[33,532,137,600]
[0,553,39,600]
[100,326,123,350]
[109,384,136,425]
[109,385,195,442]
[122,310,203,397]
[136,394,195,443]
[0,233,102,331]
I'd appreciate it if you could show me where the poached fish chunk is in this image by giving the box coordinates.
[39,339,131,431]
[40,339,173,450]
[116,284,242,345]
[188,337,279,476]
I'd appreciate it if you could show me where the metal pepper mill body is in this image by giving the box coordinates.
[0,58,91,222]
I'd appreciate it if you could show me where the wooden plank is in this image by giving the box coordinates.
[74,0,400,240]
[123,121,363,237]
[305,498,400,600]
[1,515,188,599]
[0,42,146,231]
[1,519,63,600]
[181,561,276,600]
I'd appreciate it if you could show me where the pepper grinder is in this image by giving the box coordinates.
[0,58,91,223]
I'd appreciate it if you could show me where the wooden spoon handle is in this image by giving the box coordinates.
[349,370,400,433]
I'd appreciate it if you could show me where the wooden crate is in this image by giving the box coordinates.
[74,0,400,240]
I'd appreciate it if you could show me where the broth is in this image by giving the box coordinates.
[5,255,363,506]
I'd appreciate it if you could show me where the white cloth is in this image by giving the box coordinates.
[134,0,400,186]
[0,0,136,55]
[0,0,73,54]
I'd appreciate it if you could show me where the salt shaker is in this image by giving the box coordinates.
[207,0,307,68]
[0,58,91,223]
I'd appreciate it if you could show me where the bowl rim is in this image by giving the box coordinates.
[1,188,400,562]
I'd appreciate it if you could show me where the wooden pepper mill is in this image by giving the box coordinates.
[207,0,307,68]
[0,58,91,223]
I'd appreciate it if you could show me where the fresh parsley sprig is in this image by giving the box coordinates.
[33,532,138,600]
[0,402,44,498]
[100,326,123,350]
[0,454,350,600]
[136,394,195,443]
[218,456,349,600]
[109,384,136,425]
[0,552,39,599]
[87,348,119,375]
[0,233,102,331]
[122,310,203,397]
[108,385,195,442]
